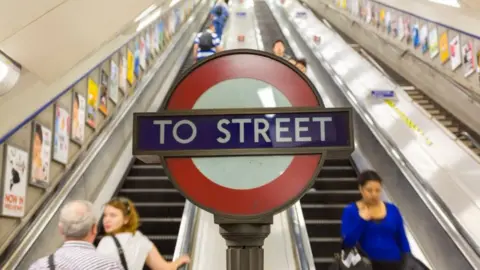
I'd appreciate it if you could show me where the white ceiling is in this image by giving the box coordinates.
[0,0,162,84]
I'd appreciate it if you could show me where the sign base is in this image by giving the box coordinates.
[215,215,273,270]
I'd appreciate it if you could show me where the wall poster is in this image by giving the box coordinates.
[449,35,461,70]
[119,54,127,93]
[109,60,119,104]
[420,25,429,54]
[71,92,86,144]
[1,144,28,217]
[439,32,449,63]
[30,122,52,188]
[99,70,109,115]
[412,24,420,48]
[139,36,147,70]
[86,78,99,128]
[462,41,475,77]
[127,50,135,86]
[428,28,439,58]
[397,16,404,40]
[53,104,70,164]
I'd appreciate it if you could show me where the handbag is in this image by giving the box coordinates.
[329,244,373,270]
[111,235,129,270]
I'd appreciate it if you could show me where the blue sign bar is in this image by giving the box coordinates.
[371,90,395,98]
[133,109,352,157]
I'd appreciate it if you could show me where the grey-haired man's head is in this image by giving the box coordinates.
[58,200,97,242]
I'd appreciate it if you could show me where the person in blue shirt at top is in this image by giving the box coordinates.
[341,170,411,270]
[193,24,223,63]
[210,1,228,40]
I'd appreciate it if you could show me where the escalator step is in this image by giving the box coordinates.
[118,189,185,202]
[140,218,182,235]
[135,202,185,217]
[122,177,174,189]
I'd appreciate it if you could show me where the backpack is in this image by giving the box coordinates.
[198,31,214,51]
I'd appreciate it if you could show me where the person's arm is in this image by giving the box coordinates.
[341,204,368,247]
[145,245,190,270]
[213,35,223,52]
[394,206,411,253]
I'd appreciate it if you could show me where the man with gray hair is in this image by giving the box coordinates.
[29,200,124,270]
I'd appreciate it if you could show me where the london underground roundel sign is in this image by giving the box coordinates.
[133,50,354,218]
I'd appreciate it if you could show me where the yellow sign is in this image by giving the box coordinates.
[379,9,385,23]
[384,100,433,145]
[439,32,449,64]
[127,49,135,86]
[86,78,99,128]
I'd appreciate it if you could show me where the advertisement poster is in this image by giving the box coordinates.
[365,1,372,23]
[149,27,156,55]
[420,25,429,53]
[397,17,404,40]
[134,40,141,78]
[439,32,449,63]
[1,144,28,217]
[119,55,127,92]
[30,122,52,187]
[477,48,480,74]
[412,24,420,47]
[404,17,411,44]
[86,78,98,128]
[153,24,159,52]
[139,36,147,69]
[109,60,119,104]
[99,70,108,116]
[53,105,70,164]
[462,41,475,77]
[144,33,150,61]
[428,28,439,58]
[127,50,135,86]
[385,11,391,34]
[157,21,165,49]
[449,36,461,70]
[71,92,86,144]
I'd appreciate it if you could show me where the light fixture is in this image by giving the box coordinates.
[0,51,21,96]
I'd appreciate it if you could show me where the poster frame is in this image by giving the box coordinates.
[29,120,52,189]
[0,142,29,218]
[52,102,70,165]
[70,91,86,146]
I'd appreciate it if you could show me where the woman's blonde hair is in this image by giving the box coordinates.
[106,197,140,234]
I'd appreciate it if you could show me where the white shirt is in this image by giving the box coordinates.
[97,231,153,270]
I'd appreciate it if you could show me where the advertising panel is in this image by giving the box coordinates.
[99,70,108,115]
[86,78,99,128]
[53,104,70,164]
[109,60,119,104]
[1,144,28,217]
[30,122,52,187]
[462,41,475,77]
[428,28,439,58]
[71,92,86,144]
[439,32,449,63]
[449,35,461,70]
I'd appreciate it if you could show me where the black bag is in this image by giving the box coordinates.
[48,254,55,270]
[112,235,129,270]
[329,246,373,270]
[198,31,214,51]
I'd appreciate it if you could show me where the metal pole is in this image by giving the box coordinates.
[215,215,273,270]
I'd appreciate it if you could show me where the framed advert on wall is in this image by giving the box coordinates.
[30,121,52,188]
[71,92,86,145]
[1,144,29,218]
[53,103,71,164]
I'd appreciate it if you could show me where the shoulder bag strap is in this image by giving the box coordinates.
[47,254,55,270]
[111,235,129,270]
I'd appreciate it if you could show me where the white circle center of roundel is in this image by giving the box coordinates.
[192,78,295,190]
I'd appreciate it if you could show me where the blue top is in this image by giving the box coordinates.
[211,4,229,21]
[194,30,221,59]
[341,202,411,261]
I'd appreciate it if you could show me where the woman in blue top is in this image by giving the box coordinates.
[341,170,411,270]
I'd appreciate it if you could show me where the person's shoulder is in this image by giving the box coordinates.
[385,202,402,215]
[343,202,359,212]
[133,231,154,249]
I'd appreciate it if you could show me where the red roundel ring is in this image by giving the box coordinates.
[161,50,324,217]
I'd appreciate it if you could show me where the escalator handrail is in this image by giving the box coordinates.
[287,203,316,269]
[0,2,210,267]
[277,0,480,267]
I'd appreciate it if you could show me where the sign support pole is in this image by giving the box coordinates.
[215,215,273,270]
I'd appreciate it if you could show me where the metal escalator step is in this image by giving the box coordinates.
[135,202,185,217]
[128,166,166,177]
[302,190,360,204]
[319,166,356,178]
[301,204,345,220]
[313,177,358,190]
[140,218,182,235]
[306,220,341,238]
[119,189,184,202]
[123,177,173,189]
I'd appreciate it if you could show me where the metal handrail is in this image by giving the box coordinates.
[0,1,210,267]
[280,1,480,266]
[287,203,316,270]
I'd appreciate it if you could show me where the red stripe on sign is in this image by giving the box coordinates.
[163,51,322,217]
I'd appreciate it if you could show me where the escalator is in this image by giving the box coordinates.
[251,3,361,269]
[301,159,360,269]
[94,16,213,264]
